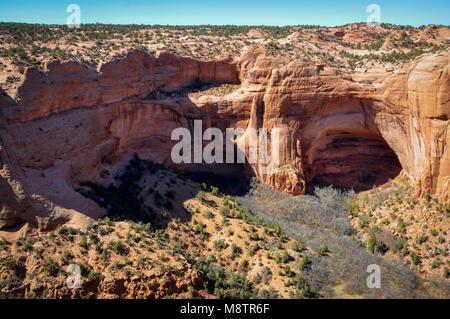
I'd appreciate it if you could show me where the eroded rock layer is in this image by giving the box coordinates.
[0,47,449,234]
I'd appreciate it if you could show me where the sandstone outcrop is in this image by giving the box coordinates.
[0,46,448,234]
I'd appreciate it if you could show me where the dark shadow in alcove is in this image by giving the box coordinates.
[76,155,202,230]
[169,119,255,196]
[77,147,254,230]
[306,132,403,194]
[181,162,253,197]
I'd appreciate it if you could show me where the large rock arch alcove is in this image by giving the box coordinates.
[303,100,402,192]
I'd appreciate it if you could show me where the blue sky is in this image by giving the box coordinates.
[0,0,448,26]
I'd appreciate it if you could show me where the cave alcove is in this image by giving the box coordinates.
[305,127,402,193]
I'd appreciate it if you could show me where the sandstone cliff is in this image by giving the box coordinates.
[0,47,448,234]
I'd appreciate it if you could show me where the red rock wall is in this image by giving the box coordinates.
[0,47,448,233]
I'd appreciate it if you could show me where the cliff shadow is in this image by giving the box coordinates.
[76,153,254,230]
[77,154,201,229]
[303,102,403,194]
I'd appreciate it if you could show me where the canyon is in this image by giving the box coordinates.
[0,43,449,236]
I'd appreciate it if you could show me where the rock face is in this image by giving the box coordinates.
[0,257,203,299]
[0,47,448,234]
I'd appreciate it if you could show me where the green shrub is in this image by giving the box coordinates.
[195,191,206,203]
[220,206,230,217]
[109,240,128,255]
[291,241,304,252]
[430,257,443,269]
[87,271,103,281]
[416,235,428,245]
[79,237,89,250]
[44,258,59,276]
[284,266,294,277]
[61,251,74,263]
[203,210,214,220]
[22,240,33,252]
[1,258,26,276]
[298,256,309,271]
[281,251,291,263]
[239,259,249,270]
[123,267,131,278]
[346,198,359,217]
[248,244,261,256]
[0,237,9,251]
[368,234,377,254]
[411,252,421,265]
[231,244,242,259]
[210,186,220,196]
[397,218,406,234]
[213,240,229,251]
[58,226,68,236]
[317,245,329,256]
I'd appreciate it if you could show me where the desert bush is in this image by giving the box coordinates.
[21,240,33,252]
[61,251,74,263]
[203,210,214,220]
[292,241,304,252]
[298,256,309,271]
[0,237,9,251]
[196,191,206,203]
[1,258,26,277]
[213,240,229,251]
[109,240,128,255]
[410,252,421,265]
[416,235,428,245]
[368,234,377,254]
[317,245,329,256]
[44,258,59,276]
[231,244,242,259]
[210,186,220,196]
